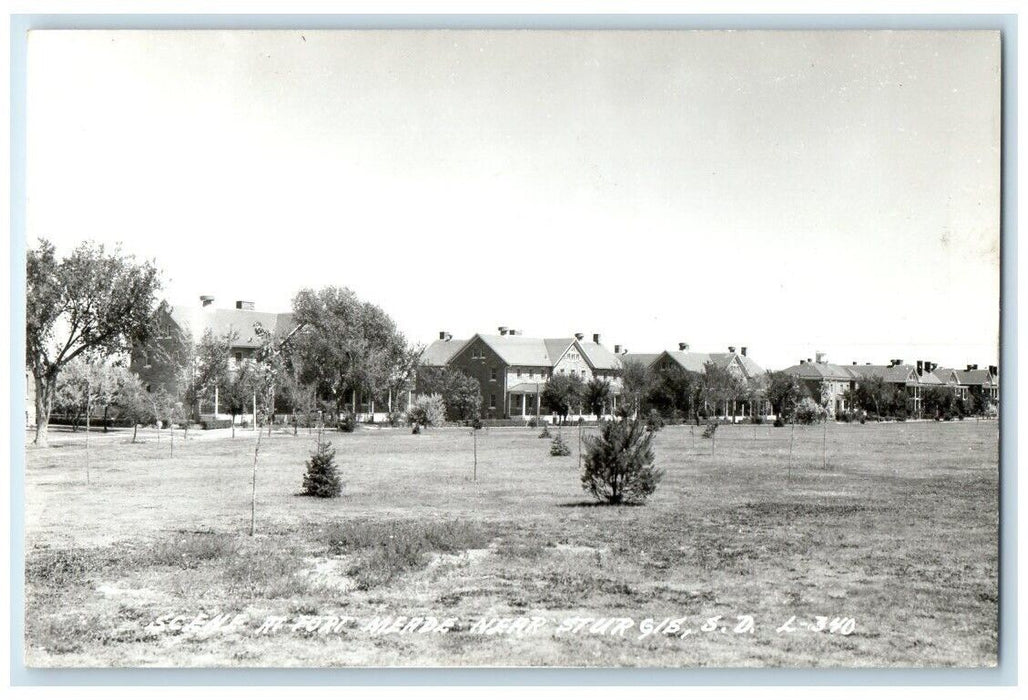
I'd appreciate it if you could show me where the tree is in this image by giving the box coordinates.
[290,286,412,416]
[618,358,650,418]
[584,377,612,420]
[407,393,446,430]
[852,375,889,420]
[542,373,585,425]
[27,239,165,446]
[700,361,742,419]
[647,363,696,419]
[581,418,664,505]
[114,372,154,443]
[441,370,482,423]
[302,441,343,498]
[923,386,955,420]
[765,372,802,423]
[183,328,235,419]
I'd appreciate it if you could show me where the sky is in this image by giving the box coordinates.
[26,29,1001,371]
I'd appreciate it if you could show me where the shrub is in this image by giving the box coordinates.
[302,441,343,498]
[645,409,664,432]
[550,434,571,456]
[794,397,827,425]
[702,422,718,439]
[773,415,785,428]
[471,417,483,430]
[538,425,552,439]
[581,419,664,505]
[199,418,233,430]
[338,413,356,433]
[386,411,404,427]
[750,413,765,425]
[527,416,539,428]
[407,393,445,430]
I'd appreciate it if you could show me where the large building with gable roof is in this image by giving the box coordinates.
[419,328,623,419]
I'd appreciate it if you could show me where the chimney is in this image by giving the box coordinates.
[498,326,508,336]
[728,346,736,353]
[592,333,601,344]
[800,359,806,365]
[439,331,447,340]
[614,344,621,354]
[917,360,924,376]
[807,358,813,364]
[574,332,585,341]
[200,295,215,307]
[852,361,857,365]
[815,351,825,364]
[445,332,453,341]
[678,342,689,351]
[989,365,997,376]
[865,362,871,366]
[235,300,254,310]
[741,347,747,356]
[966,364,974,371]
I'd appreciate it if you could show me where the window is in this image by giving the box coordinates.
[235,352,242,362]
[516,367,522,378]
[490,367,497,381]
[490,393,496,409]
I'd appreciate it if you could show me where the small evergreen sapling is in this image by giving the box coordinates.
[302,441,343,498]
[550,433,571,456]
[581,418,664,504]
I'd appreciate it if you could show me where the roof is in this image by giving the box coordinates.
[661,350,765,378]
[170,306,295,350]
[420,338,468,366]
[578,341,622,370]
[931,368,961,385]
[782,362,859,381]
[621,353,660,368]
[955,369,997,387]
[847,364,918,384]
[473,334,562,366]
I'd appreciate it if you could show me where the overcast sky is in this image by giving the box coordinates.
[26,29,1000,370]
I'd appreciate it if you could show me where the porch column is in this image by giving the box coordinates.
[522,394,527,417]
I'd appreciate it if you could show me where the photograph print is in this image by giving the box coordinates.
[21,28,1001,668]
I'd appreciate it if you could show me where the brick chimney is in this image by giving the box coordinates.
[498,326,509,336]
[916,360,924,376]
[614,344,621,354]
[200,295,215,307]
[592,333,601,344]
[728,346,736,353]
[439,331,447,340]
[741,347,747,356]
[574,332,585,341]
[678,342,689,351]
[235,300,254,310]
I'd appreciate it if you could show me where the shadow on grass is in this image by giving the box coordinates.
[557,500,645,508]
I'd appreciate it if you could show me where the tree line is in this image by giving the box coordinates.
[27,239,420,445]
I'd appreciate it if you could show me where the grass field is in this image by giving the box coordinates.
[23,419,999,668]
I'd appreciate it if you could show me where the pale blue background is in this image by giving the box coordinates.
[8,13,1018,686]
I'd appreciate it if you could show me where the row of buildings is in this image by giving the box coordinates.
[43,296,994,425]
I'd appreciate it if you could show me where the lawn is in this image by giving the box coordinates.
[22,419,999,668]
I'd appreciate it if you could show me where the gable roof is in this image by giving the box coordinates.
[578,341,622,370]
[955,369,997,387]
[420,338,468,366]
[169,306,295,350]
[782,362,858,381]
[473,334,560,367]
[847,364,918,384]
[621,353,660,368]
[659,350,765,379]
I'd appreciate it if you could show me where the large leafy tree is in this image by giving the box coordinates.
[584,377,612,420]
[27,239,165,446]
[290,287,412,416]
[765,371,803,422]
[542,373,585,425]
[618,358,651,418]
[699,361,743,418]
[182,329,236,419]
[647,363,696,419]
